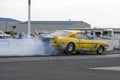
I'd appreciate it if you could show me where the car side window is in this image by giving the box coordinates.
[77,33,89,40]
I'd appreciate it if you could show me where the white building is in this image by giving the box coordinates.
[0,18,91,34]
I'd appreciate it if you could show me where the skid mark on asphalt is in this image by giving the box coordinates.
[90,66,120,71]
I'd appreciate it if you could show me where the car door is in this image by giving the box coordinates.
[77,33,96,51]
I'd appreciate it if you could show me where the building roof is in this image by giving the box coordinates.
[0,17,22,22]
[21,21,90,25]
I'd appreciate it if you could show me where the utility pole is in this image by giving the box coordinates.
[28,0,31,36]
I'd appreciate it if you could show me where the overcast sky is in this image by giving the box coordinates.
[0,0,120,28]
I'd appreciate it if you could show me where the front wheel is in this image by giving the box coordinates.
[65,43,75,55]
[96,45,104,54]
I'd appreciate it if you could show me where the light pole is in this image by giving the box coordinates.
[28,0,31,36]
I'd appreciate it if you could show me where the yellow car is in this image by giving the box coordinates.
[42,30,108,55]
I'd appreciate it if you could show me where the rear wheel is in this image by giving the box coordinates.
[65,43,75,55]
[97,45,104,54]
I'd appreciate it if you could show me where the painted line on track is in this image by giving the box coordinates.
[90,66,120,71]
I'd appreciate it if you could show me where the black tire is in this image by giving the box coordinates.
[97,45,104,54]
[65,43,75,55]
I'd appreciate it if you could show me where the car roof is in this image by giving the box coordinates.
[66,30,85,33]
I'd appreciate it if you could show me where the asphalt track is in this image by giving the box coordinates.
[0,50,120,80]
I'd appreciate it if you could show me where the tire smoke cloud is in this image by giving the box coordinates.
[0,39,56,56]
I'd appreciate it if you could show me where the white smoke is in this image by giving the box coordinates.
[0,38,56,56]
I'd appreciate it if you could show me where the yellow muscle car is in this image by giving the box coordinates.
[42,30,108,55]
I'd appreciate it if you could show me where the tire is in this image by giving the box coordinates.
[65,43,75,55]
[97,45,104,54]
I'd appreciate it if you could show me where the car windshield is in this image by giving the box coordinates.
[46,30,71,37]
